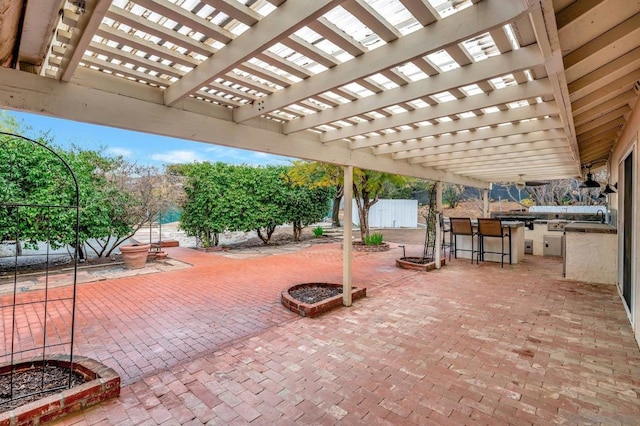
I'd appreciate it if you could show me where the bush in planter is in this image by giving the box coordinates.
[364,232,383,246]
[312,226,324,238]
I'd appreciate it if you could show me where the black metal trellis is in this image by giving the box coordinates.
[0,132,80,408]
[421,183,438,261]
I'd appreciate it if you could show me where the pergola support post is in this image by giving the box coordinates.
[343,165,353,307]
[435,181,443,269]
[483,188,490,218]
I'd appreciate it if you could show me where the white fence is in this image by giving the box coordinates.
[351,199,418,228]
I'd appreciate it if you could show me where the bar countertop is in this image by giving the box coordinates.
[564,223,617,234]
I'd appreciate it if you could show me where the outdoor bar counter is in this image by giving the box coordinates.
[564,223,617,284]
[453,220,525,264]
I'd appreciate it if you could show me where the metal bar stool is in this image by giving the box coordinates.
[477,218,512,268]
[440,214,453,261]
[449,217,478,264]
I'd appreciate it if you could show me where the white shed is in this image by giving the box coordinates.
[351,199,418,228]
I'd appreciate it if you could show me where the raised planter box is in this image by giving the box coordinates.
[282,283,367,318]
[351,242,391,252]
[396,257,445,271]
[0,355,120,426]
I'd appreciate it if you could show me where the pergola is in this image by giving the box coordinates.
[1,0,639,301]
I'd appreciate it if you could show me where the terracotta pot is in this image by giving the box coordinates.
[120,244,151,269]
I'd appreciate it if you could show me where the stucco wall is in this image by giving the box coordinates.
[610,96,640,345]
[565,232,617,284]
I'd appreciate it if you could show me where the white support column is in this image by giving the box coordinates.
[343,166,353,307]
[483,188,490,218]
[435,181,443,269]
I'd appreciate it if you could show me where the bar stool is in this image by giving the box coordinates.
[449,217,478,264]
[477,218,511,268]
[439,214,453,261]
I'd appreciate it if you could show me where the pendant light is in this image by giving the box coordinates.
[579,166,600,189]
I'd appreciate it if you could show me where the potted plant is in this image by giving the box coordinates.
[119,243,151,269]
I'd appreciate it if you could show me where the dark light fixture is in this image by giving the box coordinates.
[602,183,617,194]
[579,169,600,189]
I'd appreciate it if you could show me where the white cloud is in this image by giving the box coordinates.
[150,150,200,164]
[107,147,133,157]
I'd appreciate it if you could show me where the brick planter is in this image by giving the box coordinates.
[351,242,391,252]
[282,283,367,318]
[396,256,445,271]
[0,355,120,426]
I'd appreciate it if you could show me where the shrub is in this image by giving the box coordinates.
[312,226,324,237]
[364,232,383,245]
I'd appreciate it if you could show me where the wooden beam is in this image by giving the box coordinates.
[60,0,111,82]
[164,0,344,106]
[322,78,553,142]
[284,45,544,134]
[352,102,560,150]
[0,66,490,188]
[391,130,566,159]
[233,0,531,122]
[376,119,564,155]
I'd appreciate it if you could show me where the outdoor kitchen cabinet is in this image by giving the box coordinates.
[564,223,617,284]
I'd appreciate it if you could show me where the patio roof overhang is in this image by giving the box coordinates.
[0,0,638,187]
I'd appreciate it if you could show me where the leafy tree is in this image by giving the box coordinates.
[442,183,464,208]
[179,163,292,245]
[1,117,181,258]
[0,131,78,251]
[289,161,408,240]
[379,177,431,200]
[179,162,234,247]
[232,165,289,244]
[352,169,407,240]
[288,161,343,226]
[282,175,334,241]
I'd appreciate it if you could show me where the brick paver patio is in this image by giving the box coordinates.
[5,242,640,425]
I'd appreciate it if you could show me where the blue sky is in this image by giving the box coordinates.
[3,109,291,167]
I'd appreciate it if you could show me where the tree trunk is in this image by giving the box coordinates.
[358,207,369,241]
[292,220,302,242]
[332,195,342,227]
[353,194,367,241]
[332,185,344,227]
[256,225,277,244]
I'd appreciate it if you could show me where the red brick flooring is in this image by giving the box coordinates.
[7,243,640,424]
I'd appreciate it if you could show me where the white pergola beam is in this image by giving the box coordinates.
[414,149,567,168]
[407,139,567,164]
[528,4,580,167]
[164,0,344,106]
[96,24,199,68]
[0,66,489,189]
[134,0,234,44]
[322,78,553,142]
[60,0,111,82]
[353,102,560,150]
[374,118,564,155]
[451,159,576,175]
[284,45,544,134]
[105,6,216,58]
[391,130,567,159]
[233,0,531,123]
